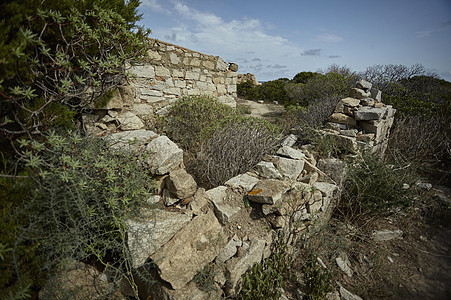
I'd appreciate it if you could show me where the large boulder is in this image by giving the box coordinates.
[150,210,226,290]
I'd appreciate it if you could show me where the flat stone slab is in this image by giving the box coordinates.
[225,173,259,193]
[276,146,305,160]
[151,210,226,290]
[145,135,183,175]
[104,129,158,151]
[127,209,192,268]
[206,186,242,225]
[247,179,291,204]
[354,106,388,121]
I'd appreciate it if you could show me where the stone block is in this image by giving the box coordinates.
[225,238,266,296]
[329,113,357,126]
[185,70,200,80]
[370,88,382,102]
[166,168,197,200]
[216,57,228,71]
[350,88,371,99]
[247,179,291,204]
[150,210,226,290]
[354,106,387,120]
[206,186,242,225]
[276,146,305,160]
[273,156,305,180]
[334,97,360,113]
[104,129,158,152]
[255,161,283,179]
[155,66,171,77]
[127,208,192,268]
[356,80,372,90]
[172,69,184,78]
[130,65,155,78]
[225,173,259,193]
[169,53,180,64]
[145,136,184,175]
[216,238,242,263]
[117,111,145,130]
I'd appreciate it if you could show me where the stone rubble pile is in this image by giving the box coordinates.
[324,79,396,154]
[45,127,349,299]
[58,80,394,300]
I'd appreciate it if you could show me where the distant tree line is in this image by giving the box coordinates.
[237,63,451,117]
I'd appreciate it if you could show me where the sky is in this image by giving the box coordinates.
[137,0,451,82]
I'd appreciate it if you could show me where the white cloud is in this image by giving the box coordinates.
[141,0,171,14]
[313,33,343,43]
[150,2,303,80]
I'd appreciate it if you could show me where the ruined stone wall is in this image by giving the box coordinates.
[83,39,238,136]
[131,39,238,110]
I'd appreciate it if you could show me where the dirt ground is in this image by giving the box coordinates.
[287,187,451,300]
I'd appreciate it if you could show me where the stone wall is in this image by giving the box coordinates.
[103,130,343,299]
[324,80,396,155]
[83,39,238,136]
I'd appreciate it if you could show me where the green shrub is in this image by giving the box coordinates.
[303,254,333,300]
[0,4,150,139]
[239,233,293,300]
[194,116,281,187]
[3,131,155,298]
[338,151,416,224]
[163,96,235,150]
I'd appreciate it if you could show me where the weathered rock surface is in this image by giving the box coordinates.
[206,186,242,225]
[354,106,388,120]
[254,161,283,179]
[247,179,291,204]
[146,136,183,175]
[127,208,192,268]
[225,173,259,193]
[151,210,226,290]
[116,111,145,130]
[104,129,158,151]
[166,168,197,199]
[276,146,305,160]
[329,113,357,126]
[216,238,243,263]
[273,156,305,180]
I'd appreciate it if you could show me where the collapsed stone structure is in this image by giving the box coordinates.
[237,72,261,85]
[45,39,397,299]
[83,39,238,136]
[324,80,396,154]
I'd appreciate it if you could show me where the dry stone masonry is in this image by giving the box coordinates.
[70,43,395,299]
[324,79,396,154]
[83,39,238,136]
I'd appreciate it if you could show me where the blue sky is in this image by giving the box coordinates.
[138,0,451,81]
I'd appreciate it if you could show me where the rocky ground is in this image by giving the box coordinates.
[286,186,451,300]
[241,98,451,300]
